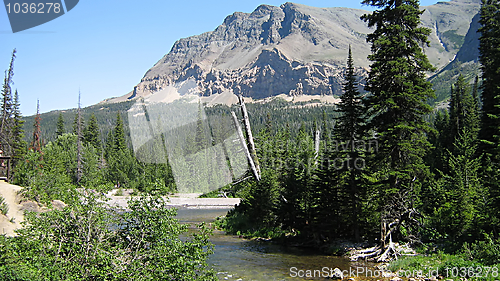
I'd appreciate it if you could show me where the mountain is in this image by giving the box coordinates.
[103,0,481,104]
[429,11,481,103]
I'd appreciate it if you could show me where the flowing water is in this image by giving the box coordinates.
[176,208,381,281]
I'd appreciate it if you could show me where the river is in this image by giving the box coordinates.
[176,208,381,281]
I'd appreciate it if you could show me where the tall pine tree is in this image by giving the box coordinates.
[478,0,500,234]
[478,0,500,160]
[0,49,16,156]
[84,113,101,151]
[361,0,435,246]
[12,90,26,163]
[56,113,65,137]
[105,112,136,188]
[430,76,484,241]
[449,75,480,146]
[31,100,42,153]
[333,46,367,241]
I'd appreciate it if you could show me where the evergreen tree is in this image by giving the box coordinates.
[242,170,281,228]
[84,113,101,151]
[478,0,500,161]
[478,0,500,232]
[427,76,484,241]
[56,113,65,137]
[449,75,480,146]
[0,49,16,156]
[479,0,500,232]
[336,46,365,142]
[434,128,484,241]
[334,46,367,241]
[12,90,26,163]
[105,112,136,188]
[112,112,127,153]
[312,147,345,240]
[361,0,435,245]
[428,110,451,173]
[280,124,316,236]
[472,75,480,111]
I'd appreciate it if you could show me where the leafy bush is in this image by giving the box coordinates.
[13,134,111,204]
[0,190,216,280]
[215,208,287,240]
[462,234,500,265]
[438,256,481,279]
[214,209,253,235]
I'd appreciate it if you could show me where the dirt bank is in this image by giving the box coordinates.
[0,180,24,236]
[106,191,240,209]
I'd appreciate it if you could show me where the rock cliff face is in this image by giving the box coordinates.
[428,10,481,103]
[111,0,481,103]
[453,12,480,64]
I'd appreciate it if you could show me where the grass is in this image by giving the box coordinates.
[389,251,500,280]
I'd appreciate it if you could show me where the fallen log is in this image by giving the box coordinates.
[348,242,417,262]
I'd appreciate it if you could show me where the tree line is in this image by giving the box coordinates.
[220,0,500,259]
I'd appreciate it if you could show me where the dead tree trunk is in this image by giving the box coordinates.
[231,111,260,181]
[238,95,260,177]
[314,130,320,160]
[349,189,421,262]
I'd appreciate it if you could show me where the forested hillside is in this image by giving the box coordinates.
[22,98,338,150]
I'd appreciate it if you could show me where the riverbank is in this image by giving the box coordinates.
[0,182,240,236]
[0,180,23,236]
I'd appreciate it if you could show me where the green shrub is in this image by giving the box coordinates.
[462,234,500,265]
[115,188,123,196]
[0,190,216,280]
[0,196,8,215]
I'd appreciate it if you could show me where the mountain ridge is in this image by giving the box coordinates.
[102,0,480,104]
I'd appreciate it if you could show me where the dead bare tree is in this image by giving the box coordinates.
[238,95,260,178]
[314,129,320,160]
[31,100,43,153]
[231,111,260,181]
[349,188,422,262]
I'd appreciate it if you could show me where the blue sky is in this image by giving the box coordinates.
[1,0,447,116]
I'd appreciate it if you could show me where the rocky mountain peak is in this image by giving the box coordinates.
[106,1,481,105]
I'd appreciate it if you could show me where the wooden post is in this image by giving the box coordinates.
[7,157,10,182]
[0,156,11,182]
[231,111,260,181]
[238,95,261,177]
